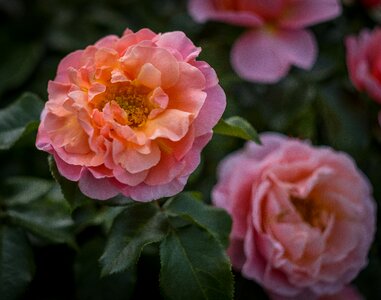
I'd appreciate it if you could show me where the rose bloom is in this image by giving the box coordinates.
[36,28,226,201]
[346,27,381,103]
[213,133,376,298]
[188,0,341,83]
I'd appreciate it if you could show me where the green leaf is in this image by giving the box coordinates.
[7,185,75,245]
[48,156,90,211]
[2,176,53,206]
[0,40,43,95]
[100,202,169,276]
[164,192,232,248]
[75,238,136,300]
[160,223,234,300]
[0,92,44,150]
[0,226,35,300]
[213,116,260,143]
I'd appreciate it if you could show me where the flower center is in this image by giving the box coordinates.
[95,83,151,127]
[290,197,326,230]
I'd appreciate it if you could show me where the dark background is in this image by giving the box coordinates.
[0,0,380,299]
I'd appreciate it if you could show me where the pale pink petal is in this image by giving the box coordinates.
[156,31,201,62]
[270,223,308,261]
[193,84,226,136]
[144,152,186,186]
[121,46,179,88]
[47,81,71,103]
[94,47,119,68]
[54,153,84,181]
[78,169,120,200]
[113,141,161,174]
[35,122,53,152]
[231,28,316,83]
[191,61,218,89]
[94,35,119,48]
[280,0,342,29]
[116,28,157,55]
[188,0,263,27]
[156,126,195,161]
[55,50,83,83]
[166,62,206,117]
[113,165,148,186]
[124,176,187,202]
[179,132,212,177]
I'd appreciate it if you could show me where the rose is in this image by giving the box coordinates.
[346,27,381,103]
[212,133,376,298]
[188,0,341,83]
[36,28,226,202]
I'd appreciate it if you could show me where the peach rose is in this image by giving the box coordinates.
[36,28,226,201]
[213,133,376,298]
[346,27,381,103]
[188,0,341,83]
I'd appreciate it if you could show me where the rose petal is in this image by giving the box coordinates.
[232,28,316,83]
[280,0,342,29]
[188,0,263,26]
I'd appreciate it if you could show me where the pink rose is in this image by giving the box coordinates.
[212,133,376,298]
[36,28,226,202]
[346,27,381,103]
[188,0,341,83]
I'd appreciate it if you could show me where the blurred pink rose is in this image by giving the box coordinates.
[188,0,341,83]
[346,27,381,103]
[36,28,226,202]
[213,133,376,298]
[270,284,364,300]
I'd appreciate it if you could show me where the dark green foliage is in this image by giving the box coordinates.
[0,93,43,150]
[0,0,380,299]
[0,226,35,300]
[160,223,233,300]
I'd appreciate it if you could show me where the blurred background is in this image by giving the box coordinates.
[0,0,380,299]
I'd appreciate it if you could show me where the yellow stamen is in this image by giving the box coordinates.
[94,82,151,127]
